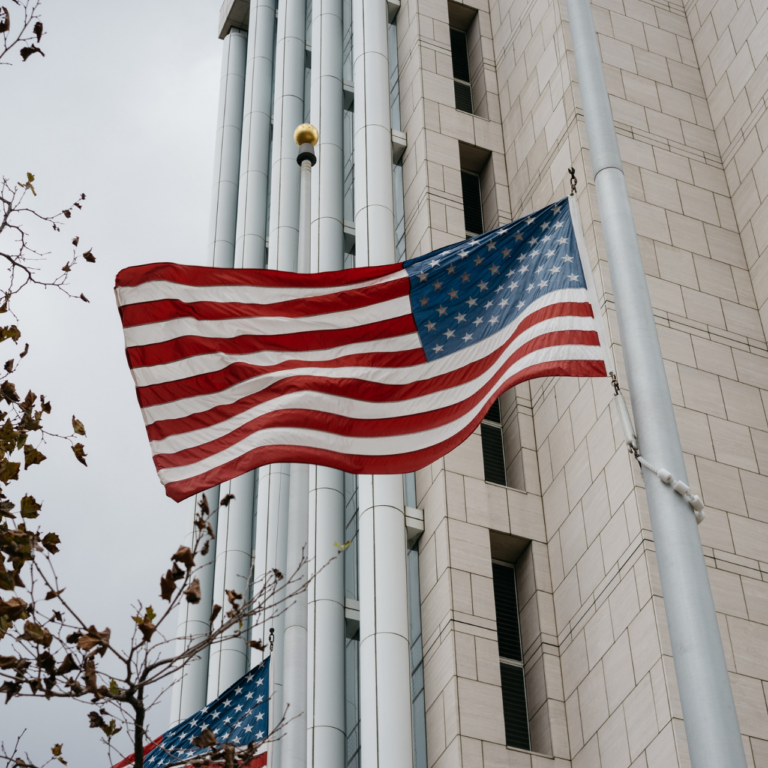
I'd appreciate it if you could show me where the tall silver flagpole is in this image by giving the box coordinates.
[565,0,747,765]
[281,123,317,768]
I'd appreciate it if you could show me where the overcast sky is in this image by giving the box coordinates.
[0,1,223,762]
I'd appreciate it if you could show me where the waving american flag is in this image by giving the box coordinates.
[116,197,608,502]
[112,658,269,768]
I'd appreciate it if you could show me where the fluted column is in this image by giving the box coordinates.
[306,467,346,768]
[357,475,413,768]
[262,1,309,750]
[208,28,248,267]
[310,0,344,273]
[352,0,395,268]
[170,25,248,723]
[268,0,307,270]
[235,0,277,269]
[251,462,292,766]
[169,487,220,724]
[353,2,413,766]
[207,472,257,698]
[306,3,346,764]
[283,463,309,768]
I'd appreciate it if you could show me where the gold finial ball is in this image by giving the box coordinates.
[294,123,319,146]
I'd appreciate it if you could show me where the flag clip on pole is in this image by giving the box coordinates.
[572,191,707,522]
[608,372,706,525]
[566,0,747,764]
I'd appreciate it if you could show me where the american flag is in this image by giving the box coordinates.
[113,658,270,768]
[115,197,607,502]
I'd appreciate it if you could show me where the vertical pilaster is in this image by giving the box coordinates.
[305,0,347,765]
[357,475,413,768]
[283,464,309,768]
[352,0,395,268]
[352,1,412,765]
[169,487,220,724]
[235,0,277,269]
[310,0,344,272]
[307,467,346,768]
[208,27,248,268]
[268,0,308,270]
[171,24,248,724]
[207,472,256,699]
[251,463,292,767]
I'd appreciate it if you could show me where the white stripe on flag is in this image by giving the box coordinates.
[139,288,592,425]
[132,333,424,387]
[122,295,413,347]
[148,314,599,455]
[157,344,605,483]
[116,267,408,308]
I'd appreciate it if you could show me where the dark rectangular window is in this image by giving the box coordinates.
[492,562,530,751]
[481,399,506,485]
[450,28,473,113]
[461,171,483,237]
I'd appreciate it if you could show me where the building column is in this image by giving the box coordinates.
[170,23,250,724]
[268,0,307,270]
[352,1,413,766]
[306,0,347,764]
[258,3,308,762]
[169,487,220,724]
[307,467,346,768]
[235,0,277,269]
[352,0,395,268]
[283,464,309,768]
[310,0,344,273]
[208,27,248,268]
[251,463,292,765]
[357,476,413,768]
[207,472,257,699]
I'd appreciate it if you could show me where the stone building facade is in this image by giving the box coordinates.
[172,0,768,764]
[400,0,768,761]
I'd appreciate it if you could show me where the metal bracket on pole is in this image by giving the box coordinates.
[610,373,705,524]
[568,167,578,195]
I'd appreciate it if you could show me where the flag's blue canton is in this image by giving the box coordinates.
[146,657,270,766]
[404,199,585,361]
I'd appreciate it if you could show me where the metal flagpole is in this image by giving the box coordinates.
[565,0,747,765]
[281,123,317,768]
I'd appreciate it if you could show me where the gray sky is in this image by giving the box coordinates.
[0,1,223,762]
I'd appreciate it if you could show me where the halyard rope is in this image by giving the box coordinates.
[610,373,705,525]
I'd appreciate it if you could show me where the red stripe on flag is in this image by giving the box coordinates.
[137,347,431,409]
[162,358,607,501]
[120,275,411,328]
[109,739,267,768]
[150,331,601,470]
[135,305,595,410]
[110,737,162,768]
[127,315,418,369]
[116,262,402,289]
[143,309,595,441]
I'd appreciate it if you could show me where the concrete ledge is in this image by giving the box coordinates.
[345,598,360,639]
[405,505,424,545]
[219,0,249,39]
[343,220,355,252]
[343,80,354,110]
[392,129,407,163]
